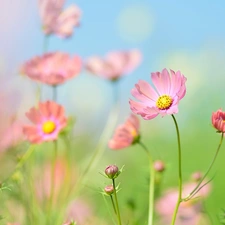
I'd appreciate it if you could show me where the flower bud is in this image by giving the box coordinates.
[105,165,119,179]
[104,184,114,195]
[191,171,202,182]
[154,160,165,172]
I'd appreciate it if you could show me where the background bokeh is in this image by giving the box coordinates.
[1,1,225,224]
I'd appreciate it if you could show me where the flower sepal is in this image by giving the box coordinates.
[132,134,141,145]
[100,183,121,196]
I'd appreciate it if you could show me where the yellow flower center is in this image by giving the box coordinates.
[42,121,56,134]
[131,129,137,138]
[156,95,173,110]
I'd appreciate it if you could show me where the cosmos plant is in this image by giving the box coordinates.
[1,1,225,225]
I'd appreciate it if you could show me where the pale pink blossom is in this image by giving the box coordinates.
[36,159,68,200]
[156,182,211,225]
[0,119,23,152]
[129,68,187,120]
[23,101,67,144]
[108,114,140,149]
[7,223,20,225]
[21,52,82,85]
[65,199,93,225]
[86,49,142,80]
[211,109,225,133]
[39,0,81,38]
[62,222,74,225]
[0,91,24,152]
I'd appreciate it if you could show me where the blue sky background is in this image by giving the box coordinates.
[1,0,225,130]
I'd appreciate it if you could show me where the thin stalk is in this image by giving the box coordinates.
[53,85,57,102]
[47,140,58,223]
[38,35,49,103]
[112,179,122,225]
[102,194,117,225]
[71,81,120,193]
[183,133,224,201]
[43,35,49,54]
[170,114,182,225]
[139,142,155,225]
[110,195,117,215]
[4,145,36,182]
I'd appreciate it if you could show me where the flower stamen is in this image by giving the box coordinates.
[42,121,56,134]
[156,95,173,110]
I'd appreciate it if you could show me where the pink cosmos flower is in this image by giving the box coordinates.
[108,114,140,149]
[86,49,142,80]
[21,52,82,86]
[129,68,187,120]
[39,0,81,38]
[211,109,225,133]
[156,182,211,225]
[23,101,67,144]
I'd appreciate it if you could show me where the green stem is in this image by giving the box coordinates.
[38,35,49,103]
[110,195,117,215]
[183,132,224,201]
[15,145,36,171]
[72,82,120,193]
[170,114,182,225]
[139,142,155,225]
[102,194,117,225]
[5,145,36,182]
[47,140,58,223]
[112,179,122,225]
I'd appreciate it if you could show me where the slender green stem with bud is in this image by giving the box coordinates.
[183,132,224,201]
[112,179,122,225]
[170,114,183,225]
[139,141,155,225]
[70,82,119,197]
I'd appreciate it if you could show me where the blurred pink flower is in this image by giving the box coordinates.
[36,159,68,200]
[211,109,225,133]
[39,0,81,37]
[129,68,187,120]
[86,49,142,81]
[0,90,24,152]
[21,52,82,85]
[108,114,140,149]
[156,182,211,225]
[153,160,165,172]
[7,223,20,225]
[65,199,93,225]
[23,101,67,144]
[0,119,23,152]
